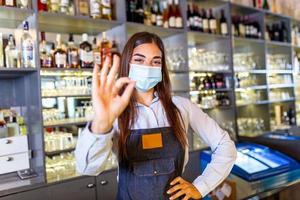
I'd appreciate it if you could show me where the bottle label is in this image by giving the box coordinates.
[5,0,14,6]
[51,0,59,4]
[93,52,101,65]
[169,16,175,28]
[189,17,194,28]
[221,23,228,35]
[20,0,28,7]
[60,0,69,6]
[239,24,245,36]
[209,20,216,30]
[203,19,209,30]
[102,7,111,15]
[151,14,156,24]
[69,50,79,66]
[163,21,169,28]
[22,40,34,66]
[55,53,66,66]
[80,50,93,63]
[41,0,47,4]
[79,1,89,15]
[175,17,183,28]
[156,16,163,26]
[101,0,110,7]
[90,1,100,15]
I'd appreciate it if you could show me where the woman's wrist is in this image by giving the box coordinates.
[91,119,113,134]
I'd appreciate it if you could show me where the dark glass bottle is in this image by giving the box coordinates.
[220,9,228,36]
[67,34,79,68]
[262,0,269,10]
[208,9,216,34]
[202,9,209,33]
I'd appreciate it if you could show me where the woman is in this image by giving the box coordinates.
[75,32,237,200]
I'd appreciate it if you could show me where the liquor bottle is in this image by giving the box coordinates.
[54,34,67,68]
[111,39,120,58]
[100,0,112,20]
[5,35,20,68]
[0,33,3,67]
[208,9,216,34]
[162,1,169,28]
[38,0,48,11]
[195,5,203,32]
[238,16,245,37]
[151,1,157,26]
[273,24,280,41]
[144,0,152,26]
[100,32,111,68]
[40,32,48,68]
[75,0,89,16]
[67,34,79,68]
[4,0,16,7]
[135,0,144,24]
[0,0,4,6]
[126,0,136,22]
[244,16,250,38]
[220,9,227,35]
[156,2,163,27]
[90,0,100,19]
[21,21,35,68]
[18,0,29,9]
[168,0,175,28]
[187,3,193,29]
[80,33,93,68]
[280,21,288,42]
[60,0,69,14]
[92,37,101,66]
[202,9,209,33]
[174,0,182,29]
[252,0,256,7]
[257,0,262,9]
[262,0,269,10]
[50,0,59,12]
[47,43,55,67]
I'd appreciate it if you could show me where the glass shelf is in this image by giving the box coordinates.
[126,22,184,38]
[188,31,229,44]
[266,40,292,47]
[40,68,93,77]
[234,69,267,74]
[235,85,268,91]
[45,148,76,157]
[43,118,87,127]
[0,7,34,28]
[233,36,265,44]
[38,12,122,34]
[42,94,91,98]
[268,84,294,89]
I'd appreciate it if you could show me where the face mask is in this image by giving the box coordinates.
[129,63,162,92]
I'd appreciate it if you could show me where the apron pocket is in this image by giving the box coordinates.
[129,158,175,200]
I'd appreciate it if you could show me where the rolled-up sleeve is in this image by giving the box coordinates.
[175,97,237,197]
[75,121,116,175]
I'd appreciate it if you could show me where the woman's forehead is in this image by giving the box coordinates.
[132,43,162,57]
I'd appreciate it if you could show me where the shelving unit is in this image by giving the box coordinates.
[1,0,300,198]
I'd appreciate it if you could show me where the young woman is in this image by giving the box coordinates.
[75,32,237,200]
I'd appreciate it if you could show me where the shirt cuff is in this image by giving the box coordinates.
[192,176,211,198]
[87,121,114,138]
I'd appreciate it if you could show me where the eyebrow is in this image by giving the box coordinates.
[132,54,162,59]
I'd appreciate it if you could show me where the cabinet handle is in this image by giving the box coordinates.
[100,180,108,185]
[5,139,12,144]
[87,183,95,188]
[6,157,14,162]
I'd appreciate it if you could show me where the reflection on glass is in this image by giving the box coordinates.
[237,117,265,137]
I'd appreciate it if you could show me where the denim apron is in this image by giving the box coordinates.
[116,127,185,200]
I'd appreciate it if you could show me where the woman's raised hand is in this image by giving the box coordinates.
[91,55,135,133]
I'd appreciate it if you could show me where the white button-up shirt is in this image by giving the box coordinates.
[75,94,237,197]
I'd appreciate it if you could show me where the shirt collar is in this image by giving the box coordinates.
[136,91,160,107]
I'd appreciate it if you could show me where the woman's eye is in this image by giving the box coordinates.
[153,61,161,65]
[134,59,144,63]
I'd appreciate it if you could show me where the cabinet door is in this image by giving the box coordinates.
[48,176,97,200]
[182,150,201,182]
[96,169,118,200]
[0,187,49,200]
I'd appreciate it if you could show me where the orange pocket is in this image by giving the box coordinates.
[142,133,163,150]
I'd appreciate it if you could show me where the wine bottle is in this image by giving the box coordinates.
[151,1,157,26]
[38,0,48,11]
[156,1,163,27]
[174,0,183,29]
[168,0,175,28]
[208,9,216,34]
[187,3,193,29]
[54,34,67,68]
[220,9,227,36]
[162,1,169,28]
[67,34,79,68]
[79,33,93,68]
[262,0,269,10]
[100,0,112,20]
[202,9,209,33]
[100,32,111,69]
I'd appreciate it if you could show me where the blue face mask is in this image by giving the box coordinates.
[128,63,162,92]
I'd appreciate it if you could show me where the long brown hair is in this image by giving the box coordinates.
[118,32,187,161]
